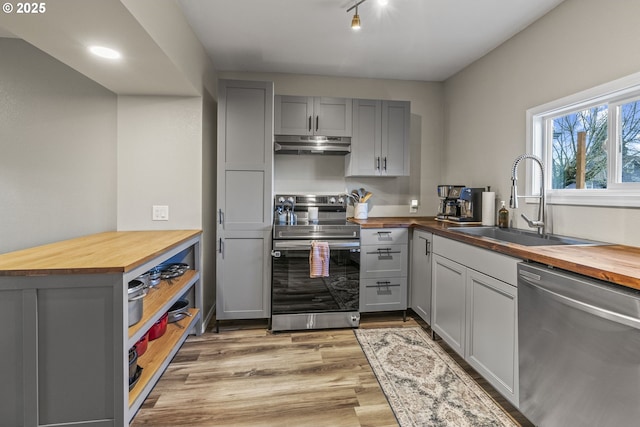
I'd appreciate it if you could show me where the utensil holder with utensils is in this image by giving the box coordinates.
[354,203,368,219]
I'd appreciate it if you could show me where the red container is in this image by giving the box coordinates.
[135,330,150,356]
[148,312,168,341]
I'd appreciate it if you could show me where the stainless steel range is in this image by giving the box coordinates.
[271,194,361,332]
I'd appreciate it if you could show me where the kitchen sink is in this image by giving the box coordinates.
[449,226,603,246]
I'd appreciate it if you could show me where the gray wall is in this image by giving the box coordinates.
[0,38,117,253]
[116,95,202,231]
[201,90,217,321]
[443,0,640,245]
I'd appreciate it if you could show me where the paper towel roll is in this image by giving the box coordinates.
[481,192,496,226]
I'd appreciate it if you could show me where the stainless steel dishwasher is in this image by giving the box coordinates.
[518,262,640,427]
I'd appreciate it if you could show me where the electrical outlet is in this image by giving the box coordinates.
[152,205,169,221]
[409,199,419,213]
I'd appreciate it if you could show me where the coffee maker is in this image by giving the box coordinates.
[436,185,465,219]
[448,187,484,222]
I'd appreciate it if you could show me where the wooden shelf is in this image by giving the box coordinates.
[128,270,199,342]
[129,308,200,410]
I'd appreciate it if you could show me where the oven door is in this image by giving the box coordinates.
[271,239,360,331]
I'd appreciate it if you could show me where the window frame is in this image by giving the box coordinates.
[527,71,640,207]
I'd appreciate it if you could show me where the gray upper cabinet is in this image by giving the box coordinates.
[274,95,352,136]
[217,79,273,322]
[346,99,410,177]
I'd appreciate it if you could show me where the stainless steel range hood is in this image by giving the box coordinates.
[274,135,351,155]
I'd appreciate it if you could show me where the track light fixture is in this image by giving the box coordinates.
[347,0,366,30]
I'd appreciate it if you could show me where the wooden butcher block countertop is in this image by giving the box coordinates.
[0,230,202,276]
[350,217,640,291]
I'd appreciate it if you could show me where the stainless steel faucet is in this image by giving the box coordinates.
[510,154,546,236]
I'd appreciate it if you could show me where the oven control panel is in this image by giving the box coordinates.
[275,194,347,210]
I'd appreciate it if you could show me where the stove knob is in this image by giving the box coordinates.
[337,196,345,204]
[286,197,295,204]
[329,197,336,204]
[277,196,285,203]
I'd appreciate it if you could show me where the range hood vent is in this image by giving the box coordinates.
[274,135,351,155]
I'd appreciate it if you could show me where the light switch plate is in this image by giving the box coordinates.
[409,199,419,213]
[152,205,169,221]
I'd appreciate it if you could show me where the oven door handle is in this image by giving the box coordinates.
[273,240,361,251]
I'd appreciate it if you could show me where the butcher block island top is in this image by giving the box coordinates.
[350,217,640,291]
[0,229,202,276]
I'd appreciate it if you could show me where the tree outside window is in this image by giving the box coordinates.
[551,105,608,189]
[620,100,640,183]
[549,99,640,189]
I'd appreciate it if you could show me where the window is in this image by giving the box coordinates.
[528,72,640,207]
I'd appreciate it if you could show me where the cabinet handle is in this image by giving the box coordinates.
[218,209,224,225]
[376,156,380,170]
[425,239,431,256]
[308,116,312,132]
[315,115,319,132]
[218,238,224,255]
[365,282,401,288]
[383,157,387,171]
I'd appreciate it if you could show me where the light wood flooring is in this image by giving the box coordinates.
[131,312,533,427]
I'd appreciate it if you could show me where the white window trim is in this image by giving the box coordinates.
[526,71,640,208]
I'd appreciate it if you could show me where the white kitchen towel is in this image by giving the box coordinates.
[309,241,330,278]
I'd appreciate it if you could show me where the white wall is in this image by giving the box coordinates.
[0,38,117,253]
[116,95,202,231]
[219,71,443,217]
[443,0,640,245]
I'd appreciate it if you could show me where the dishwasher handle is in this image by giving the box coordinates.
[520,274,640,331]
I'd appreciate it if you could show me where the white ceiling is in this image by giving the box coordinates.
[0,0,565,95]
[178,0,565,82]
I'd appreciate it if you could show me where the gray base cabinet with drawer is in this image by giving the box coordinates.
[360,228,408,312]
[431,235,520,407]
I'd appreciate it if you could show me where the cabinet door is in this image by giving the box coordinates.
[432,254,466,357]
[410,230,432,325]
[381,100,410,176]
[274,95,313,135]
[217,234,271,319]
[217,80,273,320]
[314,97,352,137]
[346,99,381,176]
[466,270,518,406]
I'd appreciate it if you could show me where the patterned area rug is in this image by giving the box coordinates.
[355,327,519,427]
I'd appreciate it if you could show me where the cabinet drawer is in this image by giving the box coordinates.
[361,228,408,245]
[361,244,407,278]
[360,277,407,312]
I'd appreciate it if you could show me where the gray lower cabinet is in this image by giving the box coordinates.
[432,254,467,355]
[432,235,520,407]
[360,228,408,312]
[216,80,273,321]
[466,269,518,406]
[409,229,433,324]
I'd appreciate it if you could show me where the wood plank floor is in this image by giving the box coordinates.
[131,312,533,427]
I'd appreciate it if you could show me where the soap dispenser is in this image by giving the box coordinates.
[498,201,509,228]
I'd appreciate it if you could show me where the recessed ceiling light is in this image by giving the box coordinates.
[88,45,121,60]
